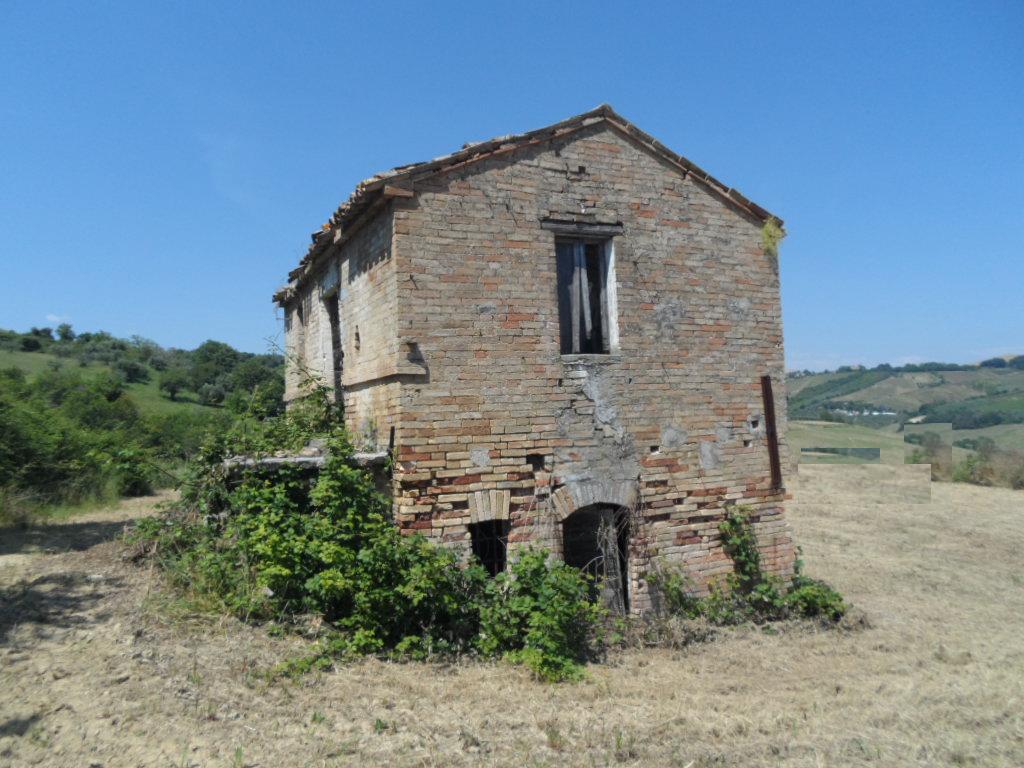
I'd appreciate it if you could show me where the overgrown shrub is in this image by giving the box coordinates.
[132,402,602,681]
[478,550,605,681]
[0,365,167,511]
[650,509,846,625]
[953,454,991,485]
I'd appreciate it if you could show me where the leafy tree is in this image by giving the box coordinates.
[229,357,277,392]
[56,323,75,341]
[980,357,1008,369]
[198,382,226,406]
[159,369,190,401]
[19,337,41,352]
[1009,355,1024,370]
[114,358,150,384]
[190,340,241,391]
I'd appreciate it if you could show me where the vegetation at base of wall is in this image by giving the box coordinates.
[650,509,846,625]
[131,386,851,681]
[130,394,603,682]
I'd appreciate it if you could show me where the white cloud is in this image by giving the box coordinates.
[45,313,70,324]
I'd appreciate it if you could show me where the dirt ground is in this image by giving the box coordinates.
[2,473,1023,767]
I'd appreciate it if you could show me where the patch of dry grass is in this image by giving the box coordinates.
[1,476,1023,766]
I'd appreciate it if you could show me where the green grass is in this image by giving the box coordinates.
[126,377,210,416]
[0,348,216,418]
[950,424,1024,454]
[0,349,104,375]
[787,420,906,464]
[788,419,1024,470]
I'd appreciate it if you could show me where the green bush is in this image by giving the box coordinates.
[477,550,605,681]
[953,454,991,485]
[134,411,603,682]
[650,509,846,626]
[0,364,168,511]
[785,576,846,622]
[1010,464,1024,491]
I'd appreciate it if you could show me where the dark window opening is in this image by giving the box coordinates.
[526,453,545,472]
[556,239,612,354]
[760,375,783,490]
[562,505,630,614]
[469,519,510,576]
[326,295,343,395]
[649,445,660,454]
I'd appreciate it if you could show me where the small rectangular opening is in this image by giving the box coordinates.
[526,453,545,472]
[760,375,783,491]
[469,520,510,576]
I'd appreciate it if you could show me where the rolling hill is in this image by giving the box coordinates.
[787,366,1024,427]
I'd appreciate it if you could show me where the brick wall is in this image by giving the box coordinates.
[389,122,794,610]
[283,209,402,451]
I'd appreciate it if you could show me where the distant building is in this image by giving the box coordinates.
[274,105,795,612]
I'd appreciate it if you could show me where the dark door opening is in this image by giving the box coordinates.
[562,505,630,614]
[469,519,510,576]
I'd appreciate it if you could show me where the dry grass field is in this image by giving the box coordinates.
[1,473,1023,767]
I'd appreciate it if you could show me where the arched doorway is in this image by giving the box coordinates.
[562,504,630,614]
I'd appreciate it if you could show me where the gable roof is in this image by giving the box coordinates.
[275,104,780,304]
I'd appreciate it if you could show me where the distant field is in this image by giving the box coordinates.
[950,423,1024,453]
[787,368,1024,425]
[0,348,212,417]
[787,419,988,466]
[0,349,103,375]
[784,372,834,398]
[787,420,906,465]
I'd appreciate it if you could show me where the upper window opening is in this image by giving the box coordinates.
[556,239,615,354]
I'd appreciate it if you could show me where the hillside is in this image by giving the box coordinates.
[0,326,283,415]
[1,325,285,520]
[786,365,1024,487]
[0,349,212,417]
[787,365,1024,427]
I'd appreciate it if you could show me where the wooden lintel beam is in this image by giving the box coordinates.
[382,185,415,198]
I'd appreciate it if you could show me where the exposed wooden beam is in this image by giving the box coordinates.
[382,185,414,198]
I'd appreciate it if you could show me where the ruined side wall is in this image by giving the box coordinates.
[283,209,403,451]
[391,123,793,609]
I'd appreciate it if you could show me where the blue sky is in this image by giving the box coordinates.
[1,1,1021,370]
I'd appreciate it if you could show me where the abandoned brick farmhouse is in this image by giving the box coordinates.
[274,105,795,612]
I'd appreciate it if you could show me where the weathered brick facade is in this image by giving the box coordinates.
[275,106,795,611]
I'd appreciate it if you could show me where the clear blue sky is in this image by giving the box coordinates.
[2,1,1021,370]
